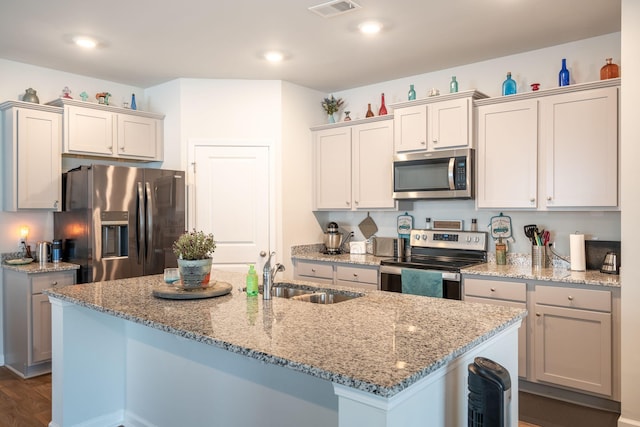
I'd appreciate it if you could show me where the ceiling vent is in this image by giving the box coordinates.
[308,0,362,18]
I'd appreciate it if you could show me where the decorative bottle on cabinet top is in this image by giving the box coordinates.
[600,58,620,80]
[366,103,374,118]
[378,93,387,115]
[450,76,458,93]
[408,84,416,100]
[559,58,570,86]
[502,72,517,96]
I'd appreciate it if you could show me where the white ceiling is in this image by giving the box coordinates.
[0,0,620,93]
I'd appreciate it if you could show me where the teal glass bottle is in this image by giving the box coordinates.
[559,58,570,86]
[502,72,517,96]
[408,84,416,101]
[131,93,137,110]
[450,76,458,93]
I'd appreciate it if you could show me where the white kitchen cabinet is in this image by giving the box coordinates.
[0,101,63,211]
[3,268,76,377]
[463,277,528,378]
[48,98,164,161]
[475,79,620,210]
[312,116,395,210]
[476,99,538,208]
[293,259,380,289]
[335,264,379,290]
[540,86,618,208]
[391,90,487,154]
[533,285,613,397]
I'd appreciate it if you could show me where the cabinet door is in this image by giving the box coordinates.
[66,106,114,155]
[393,104,427,152]
[117,114,161,160]
[465,296,527,378]
[429,98,470,150]
[541,87,618,208]
[533,304,612,396]
[314,127,352,210]
[352,120,395,209]
[477,100,538,208]
[16,108,62,210]
[31,293,52,363]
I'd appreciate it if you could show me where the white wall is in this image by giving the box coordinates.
[316,33,622,256]
[619,2,639,425]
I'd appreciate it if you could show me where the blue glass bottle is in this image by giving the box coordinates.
[559,58,570,86]
[131,93,137,110]
[502,72,517,96]
[408,84,416,101]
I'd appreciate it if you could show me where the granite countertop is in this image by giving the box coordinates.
[291,243,388,266]
[462,263,620,288]
[2,260,79,274]
[44,270,525,398]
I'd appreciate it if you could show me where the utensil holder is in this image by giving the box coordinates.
[532,245,549,268]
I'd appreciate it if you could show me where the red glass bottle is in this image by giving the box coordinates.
[378,93,387,115]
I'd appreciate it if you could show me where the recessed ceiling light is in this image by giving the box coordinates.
[358,21,382,35]
[73,36,97,49]
[264,51,284,63]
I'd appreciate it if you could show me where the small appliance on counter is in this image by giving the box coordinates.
[322,222,353,255]
[585,240,621,274]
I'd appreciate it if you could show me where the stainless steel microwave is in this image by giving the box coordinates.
[392,148,474,200]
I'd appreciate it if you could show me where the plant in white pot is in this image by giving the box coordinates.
[172,230,216,289]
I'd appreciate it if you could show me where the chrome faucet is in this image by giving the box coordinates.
[262,251,285,300]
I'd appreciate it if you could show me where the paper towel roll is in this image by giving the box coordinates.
[570,233,586,271]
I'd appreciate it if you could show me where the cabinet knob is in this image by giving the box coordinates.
[346,201,350,206]
[120,146,126,152]
[355,200,359,205]
[432,139,438,144]
[490,287,496,292]
[353,273,358,278]
[568,295,574,301]
[530,198,535,203]
[51,281,58,286]
[547,196,552,201]
[107,146,113,152]
[420,141,426,145]
[311,269,316,273]
[53,200,59,209]
[536,313,541,317]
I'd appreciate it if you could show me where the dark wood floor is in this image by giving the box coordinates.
[0,366,621,427]
[0,367,51,427]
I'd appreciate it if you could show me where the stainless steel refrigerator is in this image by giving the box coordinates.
[54,165,185,284]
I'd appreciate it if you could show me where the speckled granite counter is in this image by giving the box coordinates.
[462,263,620,288]
[1,261,79,274]
[44,269,524,398]
[291,244,386,266]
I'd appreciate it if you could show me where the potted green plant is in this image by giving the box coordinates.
[321,95,344,123]
[172,229,216,289]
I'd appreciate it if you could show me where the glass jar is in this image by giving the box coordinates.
[495,240,507,265]
[600,58,620,80]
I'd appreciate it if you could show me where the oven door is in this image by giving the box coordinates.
[379,265,461,300]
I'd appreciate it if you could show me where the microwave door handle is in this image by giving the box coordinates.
[447,157,455,190]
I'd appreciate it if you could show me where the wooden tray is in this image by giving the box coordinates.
[152,281,233,300]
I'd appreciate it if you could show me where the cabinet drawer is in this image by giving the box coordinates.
[464,278,526,302]
[295,261,333,280]
[535,285,611,312]
[32,272,75,294]
[336,265,378,284]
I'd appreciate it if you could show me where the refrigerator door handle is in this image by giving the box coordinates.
[145,182,153,262]
[137,182,145,263]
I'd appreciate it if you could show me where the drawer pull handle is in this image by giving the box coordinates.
[353,273,358,278]
[536,313,541,317]
[52,281,58,286]
[311,269,316,273]
[490,287,496,292]
[568,296,574,301]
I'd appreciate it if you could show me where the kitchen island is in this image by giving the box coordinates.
[44,270,525,427]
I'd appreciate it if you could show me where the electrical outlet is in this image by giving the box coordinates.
[18,240,25,251]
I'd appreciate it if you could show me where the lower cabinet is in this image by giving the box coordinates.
[533,285,613,396]
[463,277,528,378]
[463,274,620,402]
[293,259,379,290]
[3,268,76,377]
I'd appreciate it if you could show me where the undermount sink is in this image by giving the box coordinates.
[270,284,362,304]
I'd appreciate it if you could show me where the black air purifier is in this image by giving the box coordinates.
[468,357,512,427]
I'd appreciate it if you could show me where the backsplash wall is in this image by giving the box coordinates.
[314,200,621,256]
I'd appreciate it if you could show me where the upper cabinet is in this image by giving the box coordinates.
[312,116,395,211]
[475,79,619,210]
[0,101,63,211]
[48,98,164,162]
[390,90,488,153]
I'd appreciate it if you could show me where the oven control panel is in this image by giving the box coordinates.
[410,229,487,251]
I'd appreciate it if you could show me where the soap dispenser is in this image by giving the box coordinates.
[246,265,259,296]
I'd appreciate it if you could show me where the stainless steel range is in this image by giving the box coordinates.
[380,229,488,300]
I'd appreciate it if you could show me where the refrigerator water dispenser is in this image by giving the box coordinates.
[101,211,129,258]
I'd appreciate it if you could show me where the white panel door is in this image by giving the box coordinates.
[194,146,269,270]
